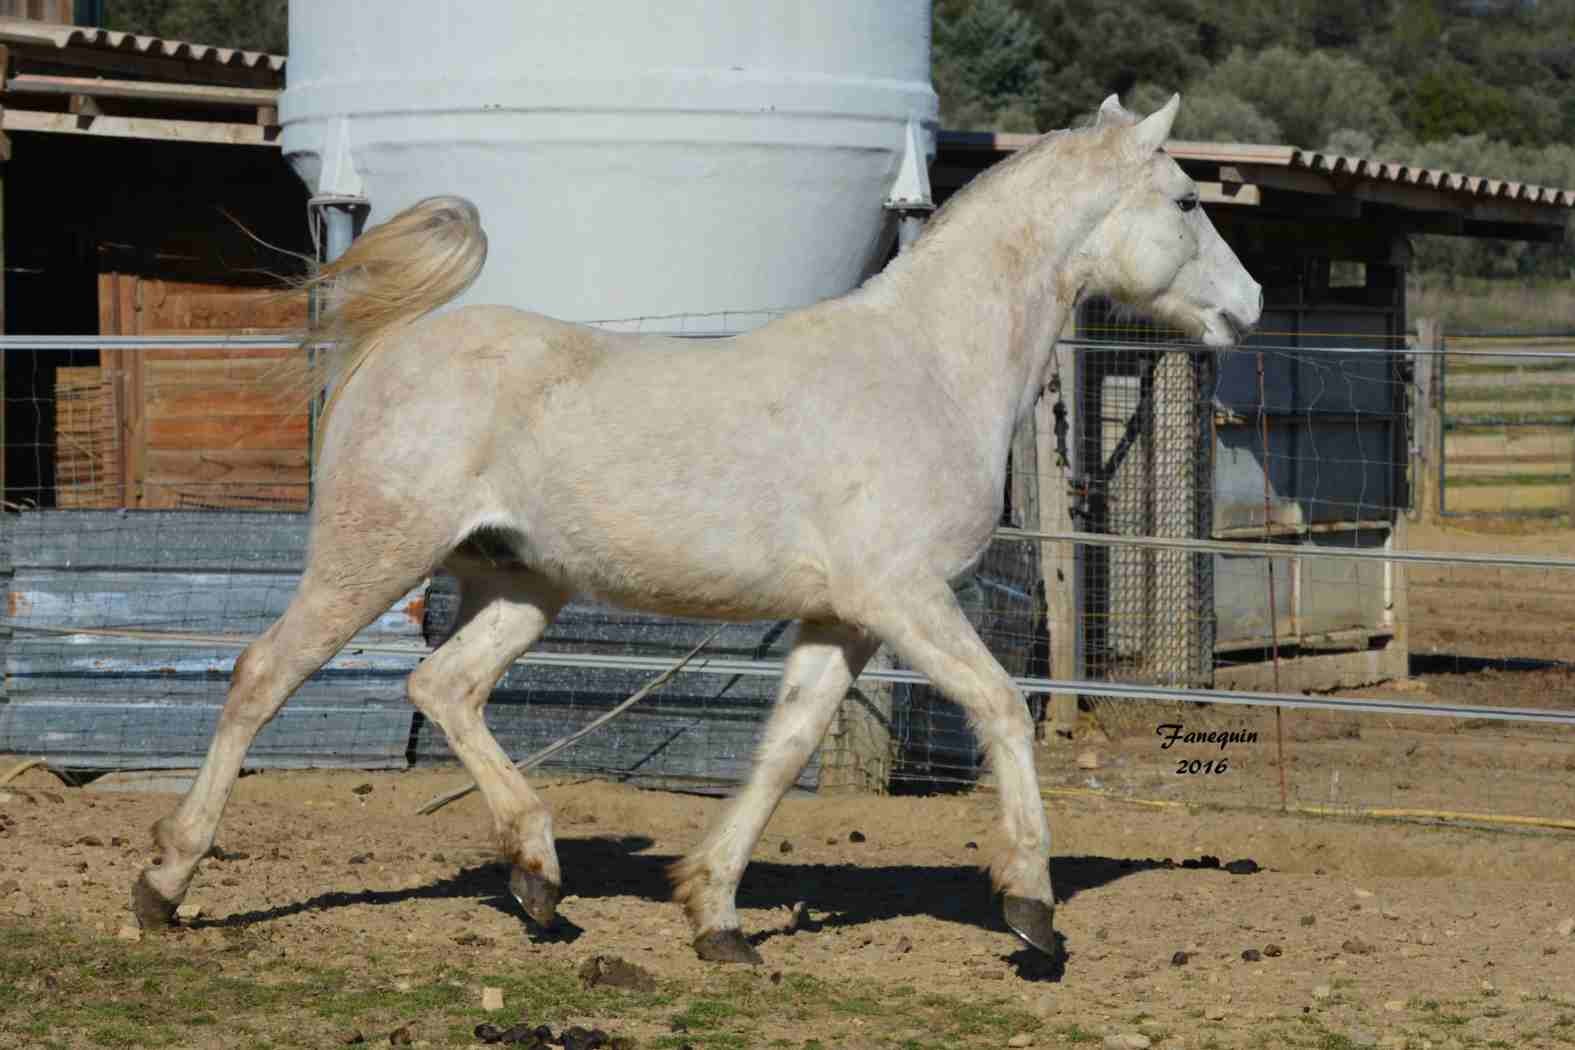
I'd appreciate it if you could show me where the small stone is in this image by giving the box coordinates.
[848,830,866,843]
[1417,930,1436,945]
[352,783,373,796]
[77,835,103,847]
[965,841,979,850]
[341,1032,366,1046]
[1555,917,1575,937]
[1103,1034,1151,1050]
[1007,1034,1034,1048]
[1075,749,1102,770]
[1379,907,1400,920]
[481,986,504,1012]
[1203,1005,1226,1021]
[1241,948,1262,962]
[1354,888,1375,899]
[348,853,372,865]
[778,840,793,854]
[1341,937,1374,955]
[895,934,913,954]
[1313,984,1333,1000]
[1299,915,1316,927]
[388,1024,413,1045]
[1263,944,1282,957]
[1383,999,1405,1012]
[1400,945,1423,958]
[1480,980,1496,994]
[1170,950,1189,966]
[115,923,143,942]
[175,903,203,922]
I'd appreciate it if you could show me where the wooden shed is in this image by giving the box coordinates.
[934,131,1575,708]
[0,17,308,512]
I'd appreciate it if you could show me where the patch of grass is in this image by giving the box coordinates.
[1055,1023,1101,1044]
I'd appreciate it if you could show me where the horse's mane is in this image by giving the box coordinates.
[910,117,1121,250]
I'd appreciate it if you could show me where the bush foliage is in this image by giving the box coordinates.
[935,0,1575,280]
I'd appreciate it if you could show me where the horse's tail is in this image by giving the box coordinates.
[301,195,487,429]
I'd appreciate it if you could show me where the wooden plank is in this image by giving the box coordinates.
[145,449,309,486]
[1,108,278,146]
[140,481,307,511]
[1037,343,1080,736]
[145,356,304,380]
[1412,318,1441,519]
[147,386,306,419]
[146,413,307,449]
[5,73,279,108]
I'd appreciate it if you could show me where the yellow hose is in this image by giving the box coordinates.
[1033,784,1575,831]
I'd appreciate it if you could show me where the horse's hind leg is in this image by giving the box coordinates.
[133,545,437,928]
[671,620,877,964]
[406,569,568,927]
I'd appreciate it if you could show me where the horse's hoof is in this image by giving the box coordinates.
[693,929,763,965]
[1003,894,1057,955]
[131,872,178,931]
[509,865,561,929]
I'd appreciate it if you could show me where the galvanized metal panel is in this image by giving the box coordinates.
[6,509,308,571]
[0,699,410,769]
[1297,528,1390,637]
[1217,312,1394,416]
[1215,422,1394,530]
[1213,552,1296,645]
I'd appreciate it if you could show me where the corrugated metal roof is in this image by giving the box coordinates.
[938,131,1575,210]
[0,18,284,74]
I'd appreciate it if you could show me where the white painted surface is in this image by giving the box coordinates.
[281,1,936,332]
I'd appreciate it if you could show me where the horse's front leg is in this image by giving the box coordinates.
[858,578,1058,955]
[671,621,876,963]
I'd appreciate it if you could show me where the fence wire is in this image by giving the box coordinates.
[0,330,1571,826]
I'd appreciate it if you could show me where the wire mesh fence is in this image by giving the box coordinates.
[1,328,1571,827]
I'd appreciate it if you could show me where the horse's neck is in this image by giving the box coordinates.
[875,219,1076,467]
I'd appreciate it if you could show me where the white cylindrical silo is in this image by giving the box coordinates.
[280,1,937,333]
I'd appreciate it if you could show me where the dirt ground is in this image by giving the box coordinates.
[2,759,1573,1049]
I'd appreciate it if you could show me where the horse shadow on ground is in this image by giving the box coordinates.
[197,836,1214,982]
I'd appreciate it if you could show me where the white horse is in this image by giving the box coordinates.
[132,94,1260,964]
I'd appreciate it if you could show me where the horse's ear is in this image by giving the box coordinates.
[1130,94,1180,155]
[1095,94,1126,127]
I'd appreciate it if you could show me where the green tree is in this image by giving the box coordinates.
[1197,46,1402,150]
[103,0,286,53]
[933,0,1047,131]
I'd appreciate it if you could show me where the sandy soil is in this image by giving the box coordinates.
[2,762,1573,1049]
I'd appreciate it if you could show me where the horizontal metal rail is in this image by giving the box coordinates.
[7,621,1575,727]
[4,333,1575,360]
[991,527,1575,571]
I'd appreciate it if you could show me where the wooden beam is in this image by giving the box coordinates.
[5,73,279,108]
[1,107,278,145]
[1037,342,1081,738]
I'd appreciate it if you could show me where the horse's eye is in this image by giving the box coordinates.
[1177,194,1199,213]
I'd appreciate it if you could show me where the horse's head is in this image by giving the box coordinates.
[1074,94,1262,346]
